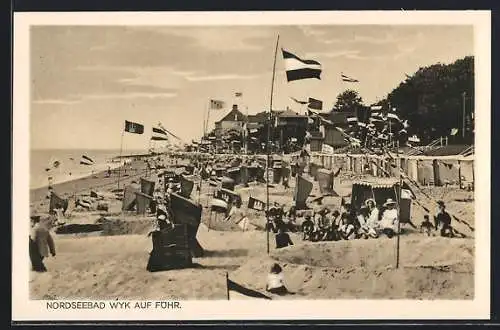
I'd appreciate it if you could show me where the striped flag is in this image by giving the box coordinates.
[80,155,95,165]
[210,99,225,110]
[282,49,322,82]
[151,126,168,141]
[341,74,359,83]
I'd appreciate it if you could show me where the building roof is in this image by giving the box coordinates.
[278,109,306,118]
[247,112,269,124]
[216,105,247,123]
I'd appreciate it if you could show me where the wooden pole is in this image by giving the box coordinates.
[226,272,230,300]
[395,175,403,269]
[266,34,280,255]
[117,127,125,189]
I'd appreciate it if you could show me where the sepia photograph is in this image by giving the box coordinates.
[13,11,490,321]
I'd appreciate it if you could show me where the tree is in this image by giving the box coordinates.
[380,56,474,144]
[333,89,363,112]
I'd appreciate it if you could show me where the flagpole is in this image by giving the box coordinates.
[117,126,125,189]
[395,173,403,269]
[226,272,230,300]
[266,34,280,255]
[206,100,212,137]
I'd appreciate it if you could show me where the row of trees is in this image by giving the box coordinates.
[331,56,475,145]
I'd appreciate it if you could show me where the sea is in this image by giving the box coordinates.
[30,149,147,190]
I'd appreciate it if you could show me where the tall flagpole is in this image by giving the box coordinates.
[395,173,403,269]
[267,34,280,255]
[117,124,125,189]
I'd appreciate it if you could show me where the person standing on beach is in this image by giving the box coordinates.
[29,215,56,272]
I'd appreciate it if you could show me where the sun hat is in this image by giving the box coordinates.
[383,198,396,207]
[365,198,376,207]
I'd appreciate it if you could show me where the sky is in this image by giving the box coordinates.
[30,25,473,150]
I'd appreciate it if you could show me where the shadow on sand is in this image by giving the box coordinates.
[203,249,249,258]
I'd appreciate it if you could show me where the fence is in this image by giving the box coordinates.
[301,152,474,188]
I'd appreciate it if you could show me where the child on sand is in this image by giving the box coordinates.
[266,263,289,295]
[420,214,434,236]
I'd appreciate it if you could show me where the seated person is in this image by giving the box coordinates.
[301,215,314,241]
[434,201,454,237]
[356,206,370,238]
[325,210,341,241]
[420,214,434,236]
[275,226,294,249]
[339,213,356,240]
[365,199,380,229]
[379,198,399,238]
[266,263,289,295]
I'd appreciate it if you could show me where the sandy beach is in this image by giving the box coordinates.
[29,155,475,300]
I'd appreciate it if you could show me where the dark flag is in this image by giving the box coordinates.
[49,191,69,214]
[235,92,243,97]
[227,276,272,300]
[124,120,144,134]
[308,98,323,111]
[248,196,266,211]
[282,49,322,82]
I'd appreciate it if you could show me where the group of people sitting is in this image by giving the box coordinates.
[299,198,403,242]
[264,197,456,244]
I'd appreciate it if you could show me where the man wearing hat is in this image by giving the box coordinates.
[379,198,399,238]
[29,214,56,272]
[434,201,453,237]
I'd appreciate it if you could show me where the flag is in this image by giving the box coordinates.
[227,276,272,300]
[282,49,322,82]
[401,181,416,199]
[347,116,358,123]
[308,98,323,110]
[248,196,266,211]
[80,155,95,165]
[151,126,168,141]
[124,120,144,134]
[341,73,359,82]
[235,92,243,97]
[290,97,308,105]
[210,99,225,110]
[450,128,459,136]
[370,105,383,111]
